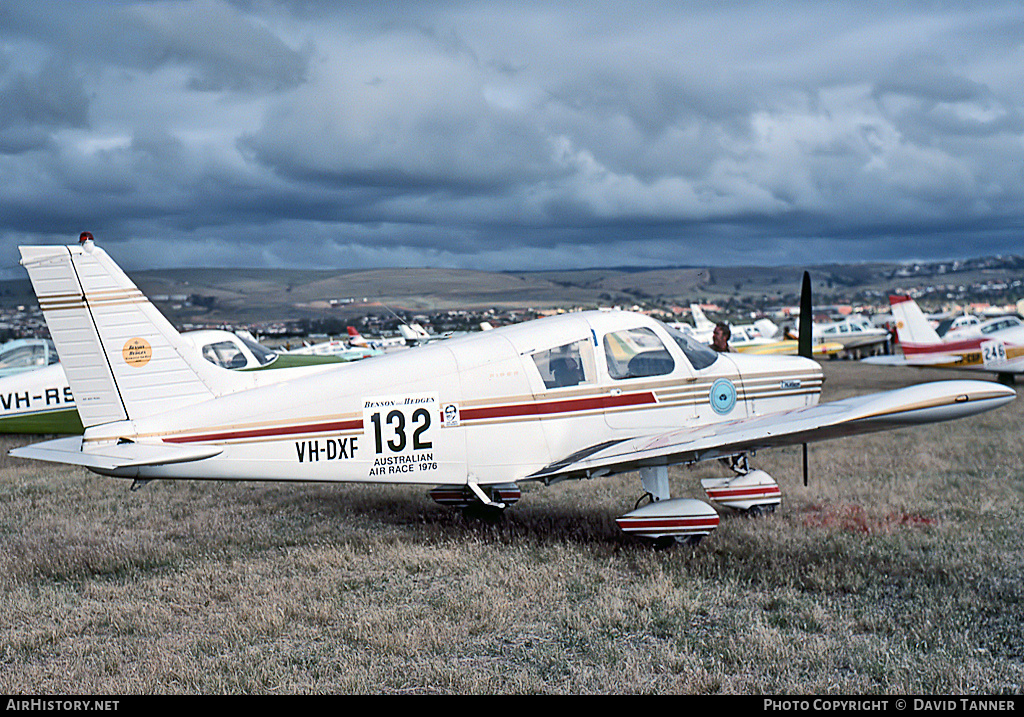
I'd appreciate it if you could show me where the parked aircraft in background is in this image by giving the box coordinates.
[672,306,769,348]
[935,313,983,339]
[726,321,777,349]
[670,304,717,343]
[9,236,1015,548]
[863,295,1023,383]
[346,326,407,352]
[283,336,383,361]
[689,303,717,342]
[0,328,345,434]
[398,322,434,344]
[733,338,843,358]
[673,312,841,357]
[809,315,891,358]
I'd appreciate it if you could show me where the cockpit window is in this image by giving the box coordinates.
[238,335,277,366]
[532,339,594,389]
[603,327,675,379]
[662,322,719,370]
[981,318,1018,334]
[202,341,249,369]
[0,342,49,370]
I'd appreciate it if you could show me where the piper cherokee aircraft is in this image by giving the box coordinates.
[9,237,1017,546]
[863,295,1023,383]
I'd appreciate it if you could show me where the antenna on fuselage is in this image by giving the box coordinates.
[798,271,812,487]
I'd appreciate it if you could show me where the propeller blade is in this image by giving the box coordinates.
[803,443,808,487]
[799,271,812,486]
[798,270,812,359]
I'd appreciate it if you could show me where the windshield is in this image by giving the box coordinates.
[0,341,52,370]
[661,321,719,370]
[238,335,278,366]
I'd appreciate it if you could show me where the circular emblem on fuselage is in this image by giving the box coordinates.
[709,378,737,415]
[122,338,152,367]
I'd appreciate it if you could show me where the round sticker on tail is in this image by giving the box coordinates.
[709,378,736,415]
[122,338,152,367]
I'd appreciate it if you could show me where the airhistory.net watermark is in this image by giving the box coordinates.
[6,701,119,712]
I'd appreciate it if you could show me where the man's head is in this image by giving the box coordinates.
[712,323,731,352]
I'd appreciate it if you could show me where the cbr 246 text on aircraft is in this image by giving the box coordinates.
[10,235,1016,547]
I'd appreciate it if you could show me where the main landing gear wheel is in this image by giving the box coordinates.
[743,503,777,517]
[702,456,782,516]
[651,534,706,550]
[461,501,506,521]
[617,466,720,547]
[428,483,520,521]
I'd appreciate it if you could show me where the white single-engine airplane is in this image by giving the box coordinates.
[863,295,1024,383]
[9,237,1017,546]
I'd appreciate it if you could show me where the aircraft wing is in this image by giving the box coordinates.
[10,436,223,471]
[861,355,957,366]
[530,380,1014,481]
[863,353,1024,372]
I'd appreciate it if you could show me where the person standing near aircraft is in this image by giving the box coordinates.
[712,323,731,352]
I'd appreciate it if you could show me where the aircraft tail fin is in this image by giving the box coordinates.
[753,318,779,340]
[889,295,942,346]
[398,322,431,342]
[690,304,715,332]
[345,326,366,346]
[19,237,250,428]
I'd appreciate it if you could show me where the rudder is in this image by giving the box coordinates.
[889,295,942,346]
[19,237,248,428]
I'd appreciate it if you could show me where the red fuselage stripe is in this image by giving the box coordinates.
[900,339,987,355]
[616,517,720,529]
[461,391,656,421]
[706,486,782,499]
[163,418,364,444]
[162,391,658,444]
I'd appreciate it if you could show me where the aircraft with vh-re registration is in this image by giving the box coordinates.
[0,327,350,434]
[8,235,1017,547]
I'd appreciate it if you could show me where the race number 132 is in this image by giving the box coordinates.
[363,394,438,455]
[369,407,433,453]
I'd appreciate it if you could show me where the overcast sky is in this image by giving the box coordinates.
[2,1,1023,275]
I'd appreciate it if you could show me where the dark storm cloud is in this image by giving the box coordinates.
[0,0,307,92]
[1,1,1023,274]
[0,55,89,154]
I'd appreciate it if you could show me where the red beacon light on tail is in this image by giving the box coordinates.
[79,232,94,244]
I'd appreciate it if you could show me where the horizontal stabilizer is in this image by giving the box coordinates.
[10,437,222,471]
[532,380,1015,480]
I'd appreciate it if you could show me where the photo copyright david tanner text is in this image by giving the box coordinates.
[6,701,120,712]
[763,699,1016,712]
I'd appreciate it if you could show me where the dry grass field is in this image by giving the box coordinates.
[0,363,1021,694]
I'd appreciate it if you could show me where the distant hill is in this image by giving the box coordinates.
[0,256,1021,325]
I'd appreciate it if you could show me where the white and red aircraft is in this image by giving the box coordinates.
[9,237,1017,546]
[864,295,1024,383]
